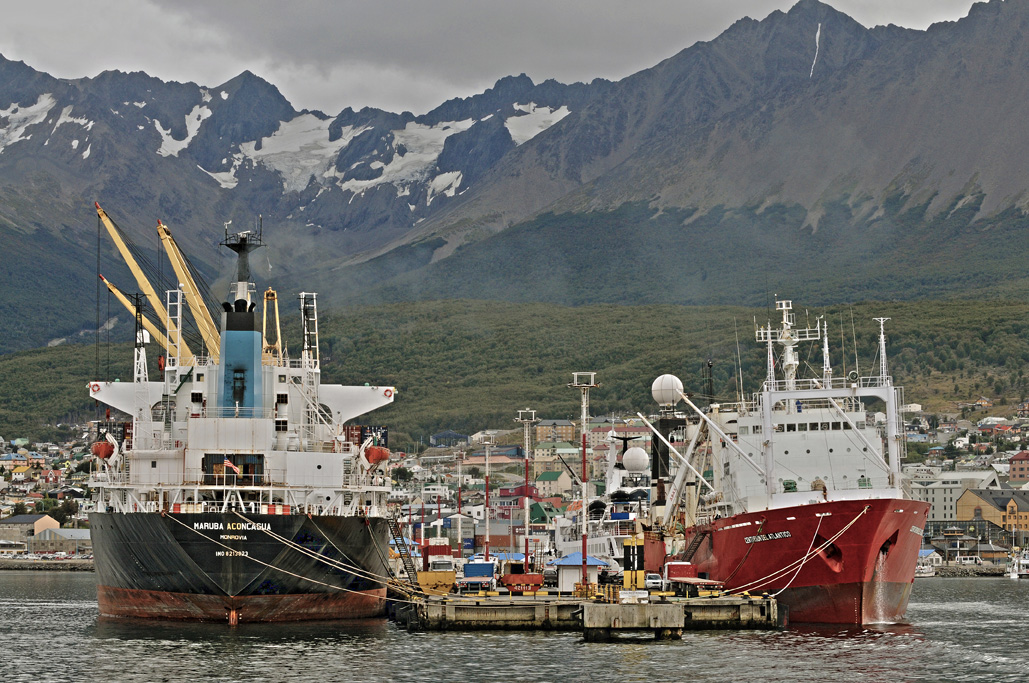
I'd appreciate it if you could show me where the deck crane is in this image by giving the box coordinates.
[156,219,220,362]
[94,202,194,364]
[98,274,175,354]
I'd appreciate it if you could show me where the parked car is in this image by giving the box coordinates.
[644,573,663,590]
[542,567,557,586]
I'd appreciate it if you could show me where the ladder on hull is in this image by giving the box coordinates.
[681,529,712,562]
[388,516,420,591]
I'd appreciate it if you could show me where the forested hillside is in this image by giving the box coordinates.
[3,299,1027,448]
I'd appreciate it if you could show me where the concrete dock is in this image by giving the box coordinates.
[581,595,781,641]
[392,593,782,637]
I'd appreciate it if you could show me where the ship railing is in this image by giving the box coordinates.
[761,375,893,393]
[197,406,277,419]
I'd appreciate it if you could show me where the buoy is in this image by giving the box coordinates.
[383,388,393,398]
[90,383,100,393]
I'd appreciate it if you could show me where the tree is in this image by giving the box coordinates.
[9,502,28,517]
[392,466,413,483]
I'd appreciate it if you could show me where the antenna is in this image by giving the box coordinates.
[734,317,744,405]
[850,307,860,378]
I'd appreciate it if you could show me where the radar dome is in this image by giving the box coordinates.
[651,374,684,406]
[622,446,650,473]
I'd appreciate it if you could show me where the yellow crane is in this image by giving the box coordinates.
[156,219,220,362]
[95,202,194,363]
[262,287,286,365]
[98,274,176,357]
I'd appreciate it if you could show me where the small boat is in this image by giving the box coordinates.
[914,562,936,578]
[1008,548,1029,578]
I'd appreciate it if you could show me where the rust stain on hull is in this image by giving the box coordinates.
[98,584,387,623]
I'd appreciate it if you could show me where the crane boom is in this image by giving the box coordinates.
[98,274,181,360]
[156,220,220,361]
[95,202,194,362]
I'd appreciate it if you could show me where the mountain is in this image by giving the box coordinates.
[2,0,1028,354]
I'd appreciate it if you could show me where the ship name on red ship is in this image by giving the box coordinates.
[744,531,792,544]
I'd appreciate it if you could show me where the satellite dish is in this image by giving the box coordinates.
[652,374,684,407]
[622,446,650,473]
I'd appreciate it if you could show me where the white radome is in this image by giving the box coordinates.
[651,374,683,406]
[622,446,650,473]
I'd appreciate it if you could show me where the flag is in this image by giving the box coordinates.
[223,458,240,475]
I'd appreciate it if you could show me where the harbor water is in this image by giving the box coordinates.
[2,570,1026,682]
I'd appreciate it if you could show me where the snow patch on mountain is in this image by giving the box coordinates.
[52,106,94,135]
[506,103,570,145]
[240,114,367,193]
[335,118,475,195]
[155,104,212,157]
[0,93,57,154]
[427,171,462,206]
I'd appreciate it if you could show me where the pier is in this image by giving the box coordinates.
[392,593,782,637]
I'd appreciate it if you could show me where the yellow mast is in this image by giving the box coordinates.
[262,287,285,365]
[156,219,220,362]
[94,202,194,362]
[98,274,177,357]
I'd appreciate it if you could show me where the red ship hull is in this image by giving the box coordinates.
[681,497,929,624]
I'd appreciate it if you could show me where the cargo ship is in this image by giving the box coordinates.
[87,204,396,623]
[649,300,929,624]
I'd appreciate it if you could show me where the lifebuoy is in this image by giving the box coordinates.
[90,383,100,393]
[384,389,393,398]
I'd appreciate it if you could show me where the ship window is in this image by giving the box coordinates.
[191,392,203,404]
[856,422,866,429]
[753,426,762,434]
[278,374,286,383]
[774,424,784,433]
[821,423,830,430]
[832,422,842,430]
[798,423,808,431]
[151,461,157,468]
[810,423,819,431]
[786,424,796,432]
[196,373,204,382]
[276,393,288,405]
[275,419,288,432]
[843,423,852,430]
[739,426,748,435]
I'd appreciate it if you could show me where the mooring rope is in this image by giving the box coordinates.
[163,512,425,606]
[727,505,869,595]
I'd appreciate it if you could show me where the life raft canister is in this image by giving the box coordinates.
[365,445,390,465]
[91,441,115,459]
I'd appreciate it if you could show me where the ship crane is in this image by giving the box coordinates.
[95,202,194,364]
[156,219,221,362]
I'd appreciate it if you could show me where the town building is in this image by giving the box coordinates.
[535,419,576,444]
[908,470,1000,523]
[536,470,574,498]
[30,528,92,555]
[1008,451,1029,484]
[0,514,60,546]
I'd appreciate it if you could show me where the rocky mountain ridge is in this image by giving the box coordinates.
[2,0,1028,353]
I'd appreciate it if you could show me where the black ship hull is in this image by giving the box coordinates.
[89,512,390,623]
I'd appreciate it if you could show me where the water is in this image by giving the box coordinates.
[2,571,1027,682]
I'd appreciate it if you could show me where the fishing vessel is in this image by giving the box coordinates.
[651,300,929,624]
[87,204,396,623]
[553,433,650,566]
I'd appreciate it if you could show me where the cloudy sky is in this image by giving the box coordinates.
[0,0,976,115]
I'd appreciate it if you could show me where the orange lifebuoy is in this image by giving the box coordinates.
[384,389,393,398]
[90,383,100,393]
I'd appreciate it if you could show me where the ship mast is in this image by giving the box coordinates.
[875,317,891,385]
[756,300,820,401]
